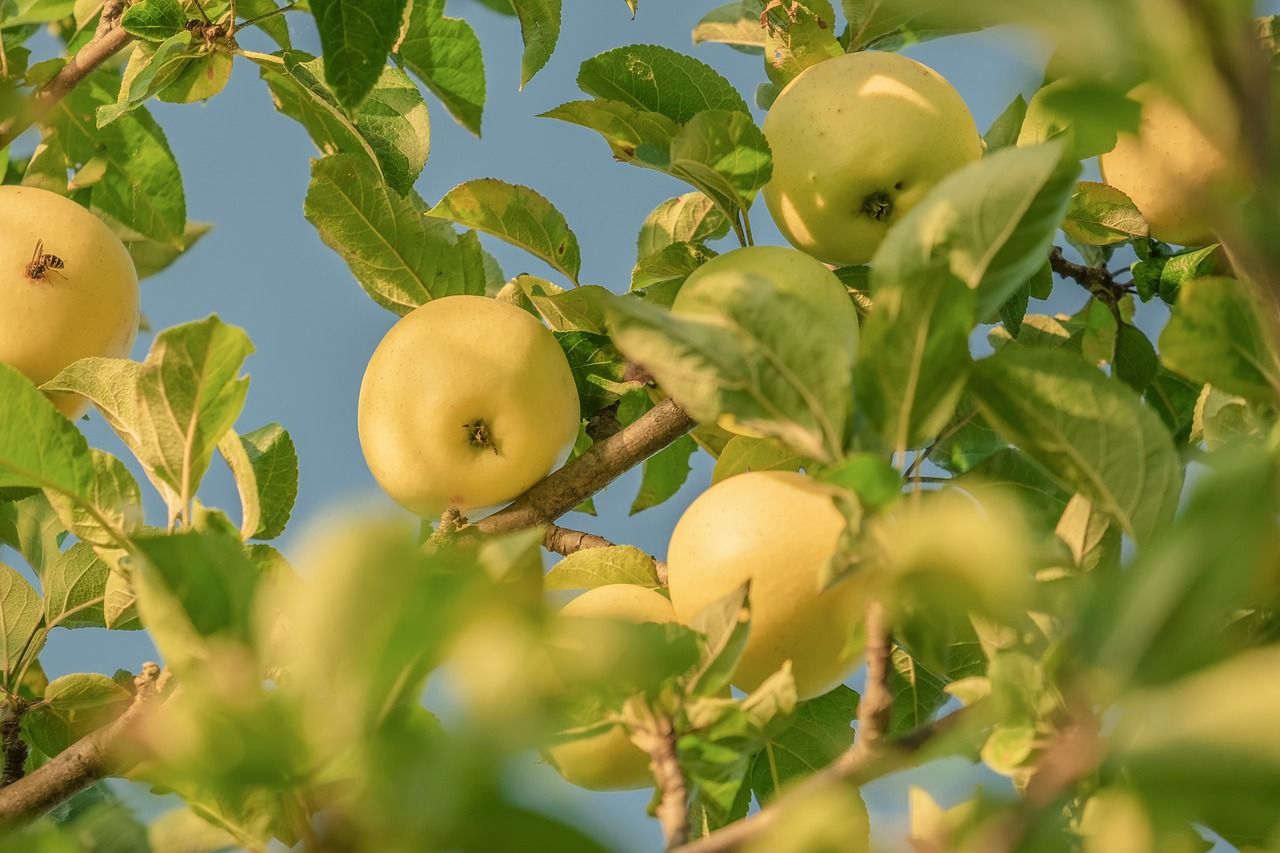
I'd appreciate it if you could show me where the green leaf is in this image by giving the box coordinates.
[1062,181,1148,246]
[121,220,212,280]
[538,98,679,164]
[218,425,298,541]
[41,357,144,450]
[44,449,139,564]
[748,685,858,803]
[693,1,767,53]
[96,33,195,127]
[49,73,186,242]
[630,241,717,296]
[577,44,749,124]
[310,0,408,111]
[631,434,696,514]
[304,154,487,313]
[260,51,430,195]
[999,280,1030,338]
[135,316,254,513]
[887,646,948,735]
[0,561,41,686]
[1054,493,1120,572]
[604,258,857,460]
[0,495,62,579]
[397,0,486,135]
[132,531,263,671]
[854,268,974,452]
[1018,79,1140,161]
[147,807,240,853]
[555,331,633,413]
[43,542,110,630]
[1114,646,1280,847]
[23,673,131,757]
[983,93,1027,152]
[969,347,1182,545]
[544,546,661,590]
[713,436,804,484]
[762,0,842,87]
[1145,367,1201,445]
[428,178,582,284]
[120,0,185,41]
[510,0,561,88]
[637,193,730,258]
[0,364,94,501]
[956,447,1072,533]
[641,109,772,218]
[874,141,1079,318]
[1159,277,1280,407]
[156,45,235,105]
[841,0,981,51]
[1113,324,1158,393]
[518,280,609,333]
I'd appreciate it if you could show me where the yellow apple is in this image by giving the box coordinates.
[1099,84,1237,246]
[762,51,982,266]
[358,295,580,516]
[671,245,859,439]
[546,584,676,790]
[667,470,866,700]
[0,185,139,418]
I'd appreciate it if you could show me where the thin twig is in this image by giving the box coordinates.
[857,599,893,746]
[633,710,689,849]
[474,399,696,537]
[0,3,134,150]
[903,411,977,481]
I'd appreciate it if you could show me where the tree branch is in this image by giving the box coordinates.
[672,700,992,853]
[475,398,696,536]
[0,2,134,151]
[0,663,166,829]
[857,599,893,746]
[1048,246,1119,294]
[635,713,689,849]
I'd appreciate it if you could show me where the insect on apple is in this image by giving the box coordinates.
[24,238,67,282]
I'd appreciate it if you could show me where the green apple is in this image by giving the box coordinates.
[762,51,982,266]
[0,185,139,418]
[670,245,859,438]
[358,295,580,516]
[547,584,676,790]
[1099,84,1237,247]
[667,470,867,700]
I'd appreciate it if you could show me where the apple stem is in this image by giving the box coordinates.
[463,419,499,454]
[861,190,894,223]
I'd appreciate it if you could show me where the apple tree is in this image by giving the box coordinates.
[1,0,1279,850]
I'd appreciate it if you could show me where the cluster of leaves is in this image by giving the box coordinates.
[2,0,1280,851]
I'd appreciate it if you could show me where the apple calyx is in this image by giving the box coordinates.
[464,419,500,454]
[861,190,895,222]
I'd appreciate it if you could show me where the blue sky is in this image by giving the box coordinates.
[9,0,1278,849]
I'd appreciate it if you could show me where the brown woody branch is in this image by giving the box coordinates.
[475,398,696,537]
[0,663,166,828]
[634,712,689,849]
[857,600,893,746]
[1048,246,1120,294]
[672,699,992,853]
[0,1,134,151]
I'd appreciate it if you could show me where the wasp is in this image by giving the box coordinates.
[25,239,67,282]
